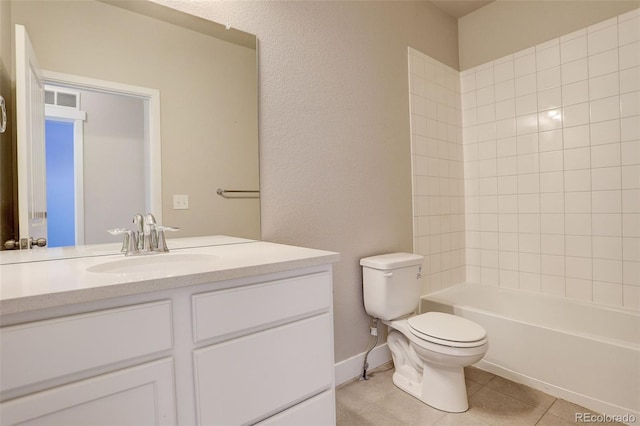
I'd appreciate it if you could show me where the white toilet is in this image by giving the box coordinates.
[361,253,488,413]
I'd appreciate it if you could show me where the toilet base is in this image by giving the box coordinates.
[387,330,472,413]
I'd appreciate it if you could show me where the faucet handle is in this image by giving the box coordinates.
[155,226,179,252]
[107,228,137,254]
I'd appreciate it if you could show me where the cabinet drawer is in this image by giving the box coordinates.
[0,358,176,426]
[193,313,334,425]
[1,300,173,394]
[192,272,331,342]
[257,390,335,426]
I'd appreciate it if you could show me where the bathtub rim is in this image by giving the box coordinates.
[421,282,639,352]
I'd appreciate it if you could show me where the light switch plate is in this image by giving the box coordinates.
[173,194,189,210]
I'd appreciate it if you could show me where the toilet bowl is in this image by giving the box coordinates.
[360,253,488,412]
[384,313,488,412]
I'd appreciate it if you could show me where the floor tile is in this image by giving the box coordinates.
[467,386,547,426]
[485,375,556,410]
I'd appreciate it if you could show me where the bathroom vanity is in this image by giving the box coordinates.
[0,236,339,425]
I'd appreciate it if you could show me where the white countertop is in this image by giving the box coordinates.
[0,236,340,315]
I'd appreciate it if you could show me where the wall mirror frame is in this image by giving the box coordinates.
[2,0,260,253]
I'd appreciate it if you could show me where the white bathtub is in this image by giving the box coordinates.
[420,283,640,419]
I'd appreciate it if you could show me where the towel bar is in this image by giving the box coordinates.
[216,188,260,196]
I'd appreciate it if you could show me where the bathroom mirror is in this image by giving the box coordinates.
[6,0,259,251]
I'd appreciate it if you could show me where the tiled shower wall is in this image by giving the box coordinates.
[410,9,640,310]
[409,48,466,295]
[461,9,640,309]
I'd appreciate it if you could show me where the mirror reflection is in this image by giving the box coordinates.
[7,0,260,249]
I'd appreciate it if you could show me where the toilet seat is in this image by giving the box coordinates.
[408,312,487,348]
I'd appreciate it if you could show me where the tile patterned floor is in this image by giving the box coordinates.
[336,363,622,425]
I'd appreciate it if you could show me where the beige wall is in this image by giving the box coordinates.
[459,0,640,70]
[154,0,459,363]
[8,0,259,240]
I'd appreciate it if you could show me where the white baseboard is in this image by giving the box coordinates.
[334,343,392,387]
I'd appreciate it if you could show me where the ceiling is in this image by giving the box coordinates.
[430,0,495,19]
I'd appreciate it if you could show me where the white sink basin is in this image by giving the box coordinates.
[87,253,218,275]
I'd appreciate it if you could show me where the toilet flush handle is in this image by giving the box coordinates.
[384,272,393,277]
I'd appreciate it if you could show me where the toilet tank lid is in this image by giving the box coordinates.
[360,253,424,270]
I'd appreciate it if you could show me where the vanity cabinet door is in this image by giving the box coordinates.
[0,358,176,426]
[256,390,335,426]
[193,313,334,426]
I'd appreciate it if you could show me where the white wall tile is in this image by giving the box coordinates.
[593,213,622,236]
[620,140,640,165]
[514,51,536,77]
[541,192,565,213]
[520,272,541,292]
[593,281,623,306]
[566,256,592,279]
[563,102,590,127]
[590,96,620,122]
[564,79,590,105]
[453,10,640,309]
[539,129,563,152]
[564,147,591,170]
[592,190,622,214]
[495,80,515,101]
[566,235,592,257]
[541,234,565,255]
[542,254,565,276]
[476,67,494,88]
[589,72,619,100]
[593,236,623,260]
[588,48,619,78]
[593,258,623,283]
[565,169,592,191]
[537,67,561,91]
[494,59,514,83]
[620,67,640,93]
[538,109,563,131]
[542,275,566,296]
[538,87,562,111]
[495,99,516,119]
[541,213,565,234]
[621,116,640,141]
[623,236,640,261]
[561,58,588,84]
[561,35,588,64]
[516,94,538,116]
[619,41,640,70]
[566,277,593,301]
[588,25,618,55]
[540,171,564,193]
[515,74,538,97]
[620,91,640,117]
[540,150,564,172]
[565,213,591,235]
[592,166,622,190]
[623,284,640,309]
[618,14,640,45]
[623,189,640,213]
[563,125,590,149]
[565,192,591,213]
[591,143,621,168]
[623,260,640,285]
[590,119,621,145]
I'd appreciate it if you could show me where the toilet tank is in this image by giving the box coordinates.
[360,253,424,320]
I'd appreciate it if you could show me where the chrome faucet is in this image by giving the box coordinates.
[109,213,179,255]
